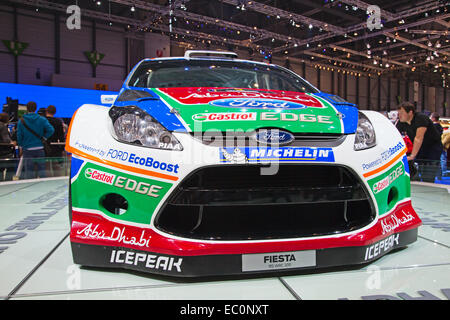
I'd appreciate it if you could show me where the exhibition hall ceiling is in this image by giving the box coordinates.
[6,0,450,85]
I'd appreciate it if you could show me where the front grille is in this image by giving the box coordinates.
[154,164,375,241]
[190,132,346,147]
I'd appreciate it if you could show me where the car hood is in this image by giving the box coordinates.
[119,87,359,134]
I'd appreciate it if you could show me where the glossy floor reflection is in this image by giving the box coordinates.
[0,178,449,300]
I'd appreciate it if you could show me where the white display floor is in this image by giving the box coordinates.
[0,178,449,300]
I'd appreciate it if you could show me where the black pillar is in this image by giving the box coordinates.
[377,76,381,111]
[422,83,426,112]
[387,78,391,112]
[355,75,359,107]
[444,88,447,117]
[337,73,341,97]
[331,70,335,94]
[55,13,60,74]
[13,5,18,83]
[405,79,409,101]
[344,73,348,100]
[367,76,371,110]
[92,20,97,78]
[317,68,321,91]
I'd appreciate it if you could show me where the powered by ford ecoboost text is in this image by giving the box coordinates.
[66,51,421,277]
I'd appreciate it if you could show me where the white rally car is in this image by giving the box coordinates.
[66,51,421,277]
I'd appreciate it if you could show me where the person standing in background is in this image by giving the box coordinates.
[17,101,54,179]
[430,112,445,179]
[430,112,444,136]
[45,105,66,176]
[0,112,16,181]
[396,102,443,183]
[442,129,450,178]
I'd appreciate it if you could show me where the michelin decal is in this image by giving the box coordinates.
[220,147,335,163]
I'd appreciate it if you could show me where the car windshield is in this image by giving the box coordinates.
[128,59,319,93]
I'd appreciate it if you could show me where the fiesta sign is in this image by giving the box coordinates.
[209,98,308,109]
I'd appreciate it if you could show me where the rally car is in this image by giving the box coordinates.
[66,50,421,277]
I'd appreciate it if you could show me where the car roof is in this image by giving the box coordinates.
[139,56,276,68]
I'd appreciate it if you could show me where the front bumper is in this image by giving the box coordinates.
[70,199,420,277]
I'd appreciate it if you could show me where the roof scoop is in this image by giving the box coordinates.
[184,50,238,59]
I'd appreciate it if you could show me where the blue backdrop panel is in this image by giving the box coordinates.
[0,82,118,118]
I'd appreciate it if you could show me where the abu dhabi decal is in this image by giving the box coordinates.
[220,147,335,163]
[158,87,324,108]
[380,210,416,235]
[209,98,308,109]
[192,112,257,122]
[77,223,152,248]
[105,149,180,174]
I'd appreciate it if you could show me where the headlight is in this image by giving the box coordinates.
[109,106,183,151]
[354,112,376,151]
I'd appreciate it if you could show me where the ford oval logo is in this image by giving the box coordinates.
[254,129,295,145]
[209,98,307,109]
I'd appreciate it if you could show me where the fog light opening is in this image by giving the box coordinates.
[387,187,398,207]
[100,193,128,215]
